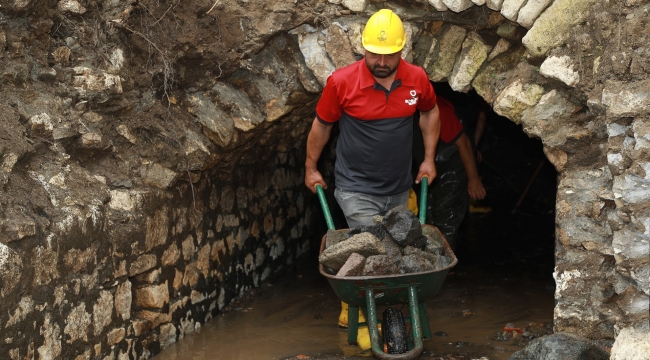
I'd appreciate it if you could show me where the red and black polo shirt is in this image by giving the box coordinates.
[316,58,437,195]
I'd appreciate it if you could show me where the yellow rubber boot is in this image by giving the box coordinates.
[338,301,366,328]
[356,325,372,350]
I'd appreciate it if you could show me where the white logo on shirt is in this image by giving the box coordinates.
[405,90,418,105]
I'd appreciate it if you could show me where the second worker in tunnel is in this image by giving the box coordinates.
[304,9,441,229]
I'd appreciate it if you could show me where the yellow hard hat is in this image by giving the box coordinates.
[362,9,406,54]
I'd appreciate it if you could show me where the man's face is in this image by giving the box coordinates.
[364,50,401,79]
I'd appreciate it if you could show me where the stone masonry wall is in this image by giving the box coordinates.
[0,0,648,358]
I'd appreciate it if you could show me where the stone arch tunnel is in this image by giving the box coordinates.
[0,0,647,359]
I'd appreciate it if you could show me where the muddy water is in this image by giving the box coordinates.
[153,258,554,360]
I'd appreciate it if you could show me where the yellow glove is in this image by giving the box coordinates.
[407,188,418,215]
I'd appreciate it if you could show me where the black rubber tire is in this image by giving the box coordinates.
[382,307,408,354]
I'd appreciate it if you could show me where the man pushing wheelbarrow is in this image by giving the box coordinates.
[305,9,456,358]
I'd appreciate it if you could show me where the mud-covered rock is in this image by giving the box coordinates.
[381,234,403,265]
[363,255,399,276]
[325,229,347,249]
[423,226,446,255]
[382,206,423,247]
[403,246,452,270]
[319,232,386,270]
[399,254,435,274]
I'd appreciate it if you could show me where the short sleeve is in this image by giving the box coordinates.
[416,69,437,112]
[437,98,464,143]
[315,75,342,123]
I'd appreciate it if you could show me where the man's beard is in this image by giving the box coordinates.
[368,63,397,78]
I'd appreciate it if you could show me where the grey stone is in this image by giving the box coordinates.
[93,290,114,335]
[501,0,527,22]
[472,46,527,105]
[133,282,169,309]
[27,113,54,137]
[449,32,491,92]
[540,56,580,87]
[129,254,157,277]
[291,24,336,87]
[399,254,435,274]
[325,229,347,249]
[140,163,178,190]
[487,38,511,60]
[382,205,423,247]
[612,228,649,260]
[212,82,264,132]
[610,326,650,360]
[493,79,545,124]
[319,232,386,270]
[58,0,86,14]
[432,255,453,269]
[381,234,403,265]
[601,79,650,117]
[363,255,399,276]
[522,0,600,57]
[509,332,610,360]
[325,23,357,69]
[336,253,366,276]
[427,25,467,82]
[496,21,526,41]
[64,303,91,343]
[0,242,23,298]
[341,0,366,11]
[423,226,446,255]
[442,0,473,13]
[428,0,448,12]
[404,246,452,270]
[517,0,553,29]
[485,0,504,11]
[186,92,234,147]
[520,90,582,147]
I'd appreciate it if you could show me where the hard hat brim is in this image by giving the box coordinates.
[362,43,404,55]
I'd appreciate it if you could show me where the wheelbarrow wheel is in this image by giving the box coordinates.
[382,307,408,354]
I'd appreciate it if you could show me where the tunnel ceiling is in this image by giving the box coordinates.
[0,0,648,358]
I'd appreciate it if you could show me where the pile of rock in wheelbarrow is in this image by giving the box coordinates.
[319,205,454,277]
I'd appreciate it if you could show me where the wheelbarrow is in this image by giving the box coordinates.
[315,177,458,359]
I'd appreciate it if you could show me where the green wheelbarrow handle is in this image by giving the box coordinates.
[315,184,336,231]
[418,176,428,225]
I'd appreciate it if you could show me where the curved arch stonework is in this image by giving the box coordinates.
[0,0,647,358]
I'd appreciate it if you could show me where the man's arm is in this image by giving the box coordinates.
[455,132,486,200]
[416,104,440,185]
[305,118,333,193]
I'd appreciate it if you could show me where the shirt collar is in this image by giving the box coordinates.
[359,58,409,89]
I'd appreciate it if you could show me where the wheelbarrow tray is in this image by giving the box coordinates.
[318,224,458,307]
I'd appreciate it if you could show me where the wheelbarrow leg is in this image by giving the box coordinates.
[347,305,359,345]
[408,286,424,352]
[419,302,431,340]
[364,289,383,354]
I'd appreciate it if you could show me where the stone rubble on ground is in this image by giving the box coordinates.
[319,207,454,276]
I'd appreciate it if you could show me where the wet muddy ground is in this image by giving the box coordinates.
[153,109,558,360]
